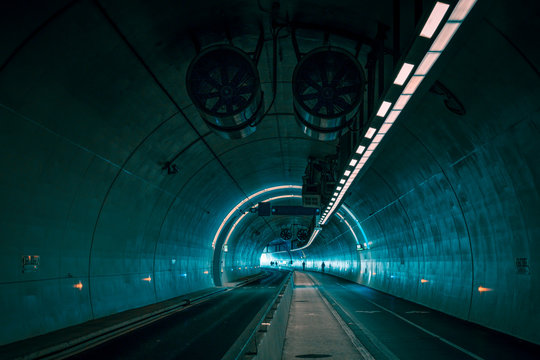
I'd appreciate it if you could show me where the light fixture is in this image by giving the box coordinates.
[416,52,441,75]
[367,142,379,151]
[403,75,424,95]
[385,110,401,124]
[420,2,450,38]
[394,95,412,110]
[430,22,460,51]
[379,123,392,134]
[393,63,415,85]
[315,0,475,234]
[372,134,384,143]
[212,185,301,248]
[376,101,392,117]
[449,0,477,21]
[365,127,377,139]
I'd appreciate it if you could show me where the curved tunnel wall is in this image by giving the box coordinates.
[1,0,538,349]
[268,2,540,345]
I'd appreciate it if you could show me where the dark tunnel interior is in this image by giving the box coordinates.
[0,0,539,352]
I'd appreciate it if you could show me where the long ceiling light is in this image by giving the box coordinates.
[212,185,301,248]
[319,0,477,226]
[419,2,450,38]
[222,194,302,248]
[335,212,359,245]
[281,204,363,252]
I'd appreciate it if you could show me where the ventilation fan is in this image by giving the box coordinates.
[293,47,365,141]
[186,45,264,139]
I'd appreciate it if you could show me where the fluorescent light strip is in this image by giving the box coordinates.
[372,134,384,143]
[365,127,377,139]
[420,2,450,38]
[367,142,379,152]
[385,110,401,124]
[291,228,321,251]
[379,123,392,134]
[212,185,301,248]
[376,101,392,117]
[416,51,441,75]
[403,76,424,95]
[223,213,248,247]
[262,194,300,203]
[336,212,359,245]
[430,22,460,51]
[393,63,415,86]
[449,0,477,21]
[223,194,302,246]
[342,204,369,249]
[319,2,476,231]
[349,159,358,167]
[394,94,411,110]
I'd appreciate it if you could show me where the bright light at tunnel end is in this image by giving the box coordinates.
[318,0,477,228]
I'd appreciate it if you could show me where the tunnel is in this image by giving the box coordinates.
[1,0,539,359]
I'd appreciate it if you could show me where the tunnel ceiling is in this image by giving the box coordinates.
[2,0,539,347]
[0,0,419,253]
[0,0,489,260]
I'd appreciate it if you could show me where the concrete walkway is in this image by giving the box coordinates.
[281,271,370,359]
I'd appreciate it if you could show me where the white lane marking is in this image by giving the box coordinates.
[321,279,400,360]
[355,310,381,314]
[362,299,484,360]
[405,310,430,314]
[315,283,376,360]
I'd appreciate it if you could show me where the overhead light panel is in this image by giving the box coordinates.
[393,63,415,85]
[403,75,424,95]
[356,145,366,154]
[376,101,392,117]
[449,0,477,21]
[373,134,384,143]
[379,123,392,134]
[367,142,379,151]
[385,110,401,124]
[349,159,358,167]
[344,170,351,176]
[416,52,441,75]
[365,127,377,139]
[420,2,450,38]
[430,22,460,51]
[394,95,411,110]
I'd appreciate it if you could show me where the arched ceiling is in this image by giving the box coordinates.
[1,0,539,347]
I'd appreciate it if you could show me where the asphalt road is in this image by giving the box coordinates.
[69,269,288,360]
[307,271,540,360]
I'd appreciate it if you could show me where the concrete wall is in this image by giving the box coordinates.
[270,1,540,345]
[1,0,538,348]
